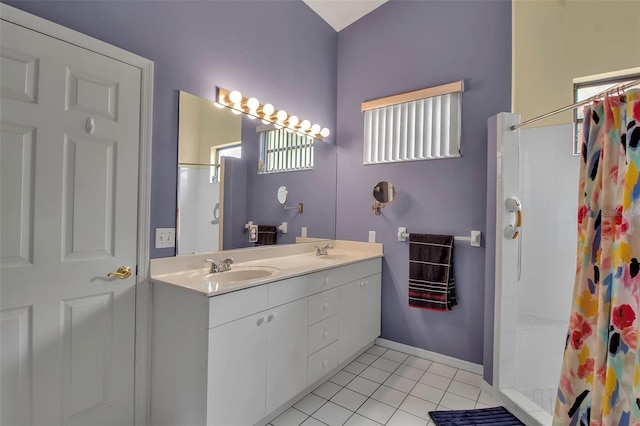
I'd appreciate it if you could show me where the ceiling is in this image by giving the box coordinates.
[303,0,388,32]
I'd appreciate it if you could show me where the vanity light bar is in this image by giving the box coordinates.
[216,87,331,140]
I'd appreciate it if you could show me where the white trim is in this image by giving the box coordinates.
[375,338,483,376]
[573,67,640,84]
[1,5,155,426]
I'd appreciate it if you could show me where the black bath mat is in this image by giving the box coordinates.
[429,406,525,425]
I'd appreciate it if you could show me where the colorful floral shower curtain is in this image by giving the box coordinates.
[555,89,640,425]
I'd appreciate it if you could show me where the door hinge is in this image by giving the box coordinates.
[136,264,139,276]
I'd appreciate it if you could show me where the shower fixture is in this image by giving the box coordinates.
[505,196,522,281]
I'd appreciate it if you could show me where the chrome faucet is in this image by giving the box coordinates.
[205,257,234,273]
[315,244,334,256]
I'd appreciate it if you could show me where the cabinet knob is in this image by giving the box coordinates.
[257,317,266,326]
[322,302,329,311]
[322,330,328,338]
[322,359,328,367]
[364,280,368,287]
[267,313,277,322]
[323,277,330,286]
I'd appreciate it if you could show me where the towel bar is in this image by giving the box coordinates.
[398,227,481,247]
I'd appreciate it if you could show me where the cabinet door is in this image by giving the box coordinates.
[266,298,308,413]
[208,312,267,426]
[362,274,382,345]
[338,280,363,364]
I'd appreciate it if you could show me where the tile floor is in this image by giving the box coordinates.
[268,345,500,426]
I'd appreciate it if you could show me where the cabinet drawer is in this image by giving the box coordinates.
[308,315,338,355]
[268,275,309,308]
[308,288,338,325]
[308,341,338,385]
[308,259,382,295]
[209,285,268,328]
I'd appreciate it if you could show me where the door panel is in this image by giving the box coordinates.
[338,280,363,364]
[62,135,116,260]
[362,274,382,345]
[61,294,113,421]
[0,124,35,266]
[0,20,141,426]
[0,306,33,426]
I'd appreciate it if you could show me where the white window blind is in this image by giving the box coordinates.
[363,88,462,165]
[258,128,314,174]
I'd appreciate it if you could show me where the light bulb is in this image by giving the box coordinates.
[274,123,283,130]
[262,103,275,117]
[247,97,260,111]
[261,119,270,124]
[229,90,243,104]
[285,128,294,133]
[288,115,299,127]
[214,102,224,109]
[276,110,288,123]
[311,124,321,134]
[320,128,330,138]
[300,120,311,131]
[231,105,241,115]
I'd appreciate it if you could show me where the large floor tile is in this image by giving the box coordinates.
[366,345,387,356]
[370,385,407,408]
[330,388,368,412]
[384,374,417,394]
[294,393,326,415]
[427,362,458,379]
[438,392,477,410]
[419,371,452,391]
[410,382,445,405]
[371,357,401,373]
[399,395,437,420]
[272,407,308,426]
[356,398,395,424]
[331,370,357,387]
[343,413,379,426]
[360,366,392,384]
[312,401,353,426]
[344,361,368,375]
[387,409,429,426]
[380,349,409,364]
[394,364,426,381]
[346,376,379,397]
[403,356,432,371]
[314,381,343,400]
[446,380,480,401]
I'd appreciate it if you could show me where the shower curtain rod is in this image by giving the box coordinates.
[510,78,640,131]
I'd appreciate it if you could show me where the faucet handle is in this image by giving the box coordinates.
[222,257,234,266]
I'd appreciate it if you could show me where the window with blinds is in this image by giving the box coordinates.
[362,81,463,165]
[258,128,314,174]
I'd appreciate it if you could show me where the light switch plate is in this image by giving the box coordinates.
[301,227,307,238]
[155,228,175,248]
[368,230,376,243]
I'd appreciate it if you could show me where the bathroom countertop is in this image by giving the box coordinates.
[150,240,383,297]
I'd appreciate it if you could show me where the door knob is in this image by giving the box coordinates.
[107,266,132,279]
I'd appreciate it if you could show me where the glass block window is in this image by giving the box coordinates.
[258,128,314,174]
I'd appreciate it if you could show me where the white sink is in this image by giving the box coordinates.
[155,266,279,287]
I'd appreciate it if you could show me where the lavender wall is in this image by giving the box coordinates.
[335,1,511,365]
[3,0,338,258]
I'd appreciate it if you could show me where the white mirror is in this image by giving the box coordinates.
[277,186,288,205]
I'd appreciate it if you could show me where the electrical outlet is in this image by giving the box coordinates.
[155,228,175,248]
[301,227,308,238]
[368,230,376,243]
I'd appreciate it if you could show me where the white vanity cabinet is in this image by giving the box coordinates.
[338,273,382,364]
[151,257,381,426]
[207,296,308,425]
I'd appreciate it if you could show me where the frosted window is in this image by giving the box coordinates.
[363,93,461,164]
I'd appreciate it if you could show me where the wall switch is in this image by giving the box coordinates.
[155,228,175,249]
[301,227,307,238]
[368,230,376,243]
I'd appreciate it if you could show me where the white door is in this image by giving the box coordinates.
[1,21,141,426]
[362,274,382,345]
[338,280,363,364]
[208,312,268,426]
[266,298,308,413]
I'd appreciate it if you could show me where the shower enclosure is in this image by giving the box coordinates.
[491,114,579,425]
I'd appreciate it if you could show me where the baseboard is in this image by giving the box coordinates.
[375,338,483,376]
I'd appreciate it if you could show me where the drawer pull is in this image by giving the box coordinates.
[257,316,266,326]
[323,277,330,286]
[267,313,277,322]
[322,330,328,338]
[322,359,328,367]
[322,302,329,311]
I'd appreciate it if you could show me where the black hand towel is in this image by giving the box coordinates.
[408,234,457,311]
[255,225,277,246]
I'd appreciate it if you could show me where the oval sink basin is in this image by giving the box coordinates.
[316,253,350,260]
[213,267,277,282]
